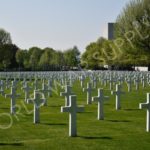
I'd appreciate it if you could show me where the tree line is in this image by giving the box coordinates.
[1,0,149,71]
[0,28,80,71]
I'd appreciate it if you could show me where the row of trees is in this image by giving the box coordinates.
[0,28,80,71]
[16,46,80,71]
[81,0,150,70]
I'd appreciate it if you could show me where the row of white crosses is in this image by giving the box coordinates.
[1,71,150,134]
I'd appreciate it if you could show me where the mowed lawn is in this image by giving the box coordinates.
[0,79,150,150]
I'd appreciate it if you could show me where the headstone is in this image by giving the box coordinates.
[33,79,38,90]
[91,76,98,89]
[22,82,32,103]
[0,80,5,96]
[80,75,85,88]
[111,84,125,110]
[5,87,20,114]
[126,76,132,92]
[38,80,48,106]
[60,85,74,106]
[109,75,116,90]
[134,76,140,91]
[28,90,45,123]
[141,75,146,88]
[139,93,150,132]
[47,79,52,97]
[61,95,84,137]
[92,89,109,120]
[83,82,93,105]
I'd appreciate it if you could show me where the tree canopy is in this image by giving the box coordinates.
[81,0,150,70]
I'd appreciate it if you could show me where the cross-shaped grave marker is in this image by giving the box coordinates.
[47,79,52,97]
[126,76,132,92]
[61,95,84,137]
[5,86,20,114]
[60,85,74,106]
[111,84,125,110]
[80,75,85,88]
[28,90,45,124]
[83,82,93,105]
[0,80,5,96]
[92,89,109,120]
[38,80,48,106]
[22,82,32,103]
[139,93,150,132]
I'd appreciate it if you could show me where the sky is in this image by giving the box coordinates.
[0,0,130,52]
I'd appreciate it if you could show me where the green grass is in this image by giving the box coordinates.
[0,79,150,150]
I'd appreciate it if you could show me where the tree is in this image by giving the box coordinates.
[64,46,80,69]
[0,44,18,70]
[39,48,55,70]
[28,47,42,70]
[0,28,12,45]
[16,49,29,70]
[115,0,150,65]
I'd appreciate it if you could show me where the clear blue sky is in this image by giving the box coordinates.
[0,0,130,52]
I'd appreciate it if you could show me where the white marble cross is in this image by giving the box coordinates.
[134,76,140,91]
[80,75,85,88]
[38,81,48,106]
[109,75,116,90]
[141,76,146,88]
[33,79,38,90]
[22,82,32,103]
[139,93,150,132]
[111,84,125,110]
[0,80,5,96]
[92,89,109,120]
[126,76,132,92]
[60,85,74,106]
[5,78,10,89]
[47,79,52,97]
[5,87,20,114]
[61,95,84,137]
[12,80,17,89]
[91,76,98,88]
[83,82,93,105]
[28,90,45,124]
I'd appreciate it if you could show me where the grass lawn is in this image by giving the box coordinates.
[0,79,150,150]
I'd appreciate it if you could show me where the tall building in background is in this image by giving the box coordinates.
[108,23,114,40]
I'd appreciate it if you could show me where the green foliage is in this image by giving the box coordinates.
[0,28,12,45]
[0,44,18,70]
[115,0,150,65]
[82,0,150,69]
[63,46,80,68]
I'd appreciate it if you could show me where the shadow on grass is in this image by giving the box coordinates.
[40,122,67,126]
[123,108,139,111]
[0,107,9,110]
[79,136,113,140]
[24,113,32,116]
[48,105,62,108]
[107,120,131,123]
[0,142,24,146]
[83,112,93,113]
